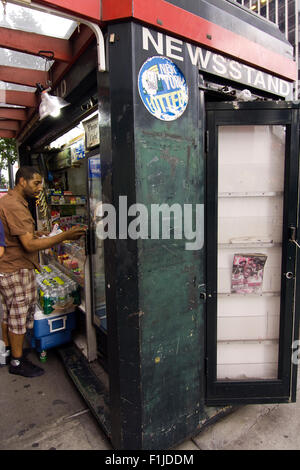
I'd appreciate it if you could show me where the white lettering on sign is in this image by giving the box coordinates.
[165,36,184,61]
[229,61,242,80]
[143,27,164,55]
[212,55,227,75]
[142,27,293,98]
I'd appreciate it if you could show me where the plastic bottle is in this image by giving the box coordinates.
[50,287,59,310]
[43,290,54,315]
[39,350,47,362]
[57,285,67,306]
[40,278,55,314]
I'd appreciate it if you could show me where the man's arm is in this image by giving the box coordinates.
[19,226,86,253]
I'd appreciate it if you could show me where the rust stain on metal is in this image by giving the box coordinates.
[128,310,145,318]
[160,149,180,176]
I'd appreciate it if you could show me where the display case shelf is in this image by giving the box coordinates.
[218,242,281,249]
[218,291,280,297]
[218,191,283,198]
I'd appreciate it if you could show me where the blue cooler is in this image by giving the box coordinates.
[30,306,77,352]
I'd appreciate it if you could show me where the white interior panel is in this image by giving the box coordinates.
[217,294,280,317]
[216,124,285,381]
[218,216,283,244]
[217,341,279,380]
[218,196,283,244]
[217,362,278,381]
[219,196,283,217]
[217,314,280,341]
[218,125,285,194]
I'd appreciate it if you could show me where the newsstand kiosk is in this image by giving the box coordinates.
[15,0,300,450]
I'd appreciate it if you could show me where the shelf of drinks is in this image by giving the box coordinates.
[42,252,85,288]
[49,203,86,206]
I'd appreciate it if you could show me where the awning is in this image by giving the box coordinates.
[0,0,96,140]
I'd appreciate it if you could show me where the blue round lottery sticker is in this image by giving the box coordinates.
[138,56,188,121]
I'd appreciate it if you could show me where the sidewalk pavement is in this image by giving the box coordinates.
[1,346,300,450]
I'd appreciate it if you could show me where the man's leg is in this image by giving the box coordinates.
[1,321,9,347]
[8,331,24,358]
[0,289,11,364]
[6,269,44,377]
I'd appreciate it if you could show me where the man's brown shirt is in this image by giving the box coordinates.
[0,189,39,272]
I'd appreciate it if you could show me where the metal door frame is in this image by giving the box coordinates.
[205,101,300,405]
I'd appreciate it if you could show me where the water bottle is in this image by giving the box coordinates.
[57,285,67,306]
[51,287,59,310]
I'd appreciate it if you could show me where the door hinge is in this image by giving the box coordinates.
[289,225,300,249]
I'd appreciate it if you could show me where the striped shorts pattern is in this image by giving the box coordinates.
[0,269,37,334]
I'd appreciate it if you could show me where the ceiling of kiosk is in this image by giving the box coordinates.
[0,1,95,140]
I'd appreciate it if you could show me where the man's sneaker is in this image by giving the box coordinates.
[9,357,45,378]
[0,347,32,367]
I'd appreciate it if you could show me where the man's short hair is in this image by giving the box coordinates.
[15,166,41,185]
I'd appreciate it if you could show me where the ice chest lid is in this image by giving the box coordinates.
[34,306,75,321]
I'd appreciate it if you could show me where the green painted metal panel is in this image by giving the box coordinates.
[133,23,205,448]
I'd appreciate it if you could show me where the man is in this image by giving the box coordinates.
[0,166,86,378]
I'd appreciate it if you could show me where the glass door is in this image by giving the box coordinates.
[206,102,300,405]
[87,155,107,334]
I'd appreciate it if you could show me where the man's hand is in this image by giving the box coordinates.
[65,225,87,240]
[19,226,87,253]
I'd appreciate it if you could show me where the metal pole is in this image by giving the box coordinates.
[8,161,14,189]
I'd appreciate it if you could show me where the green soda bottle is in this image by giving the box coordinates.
[39,350,47,362]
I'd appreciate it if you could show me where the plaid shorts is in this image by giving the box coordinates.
[0,269,37,335]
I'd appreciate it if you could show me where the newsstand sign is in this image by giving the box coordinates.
[142,27,293,99]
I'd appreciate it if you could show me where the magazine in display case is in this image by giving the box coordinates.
[231,253,267,294]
